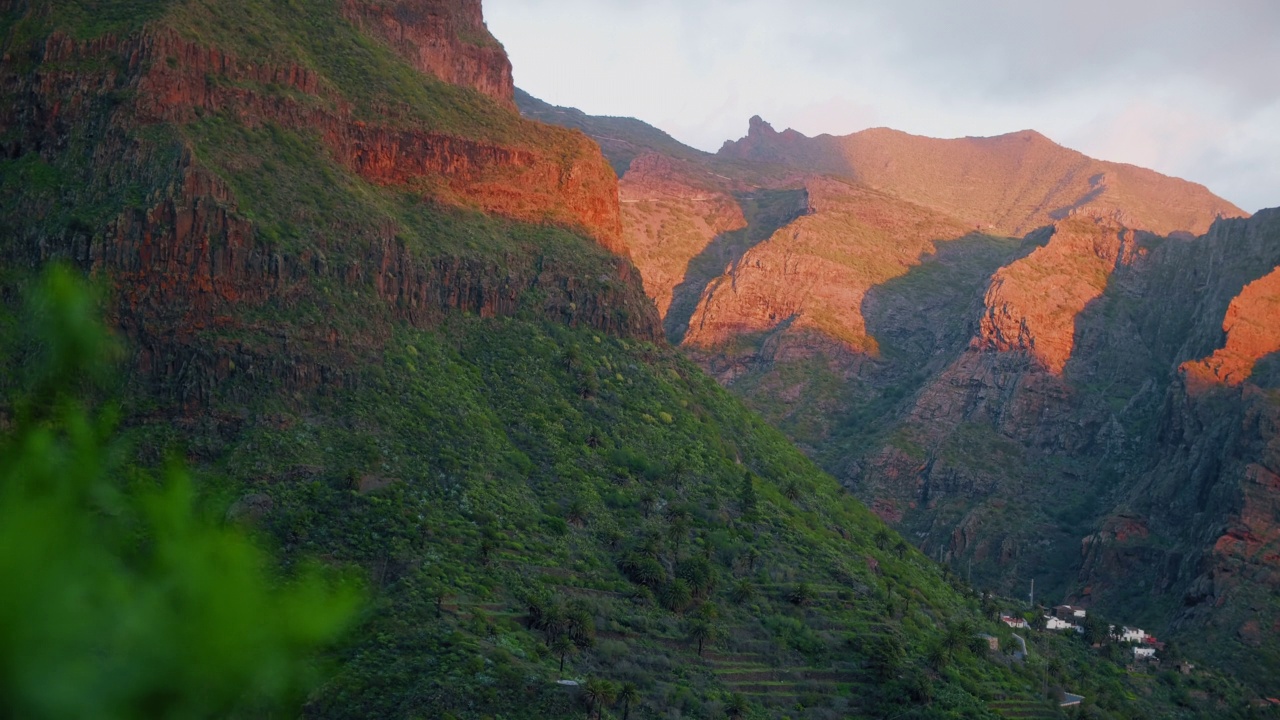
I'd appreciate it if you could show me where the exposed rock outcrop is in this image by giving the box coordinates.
[340,0,515,106]
[1182,267,1280,388]
[977,217,1143,375]
[0,2,658,408]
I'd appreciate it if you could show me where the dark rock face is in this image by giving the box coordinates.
[851,210,1280,690]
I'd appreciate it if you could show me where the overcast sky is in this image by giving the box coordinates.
[486,0,1280,213]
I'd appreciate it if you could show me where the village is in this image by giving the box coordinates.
[987,602,1198,709]
[998,604,1174,664]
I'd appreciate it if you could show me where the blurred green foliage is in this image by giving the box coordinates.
[0,267,361,719]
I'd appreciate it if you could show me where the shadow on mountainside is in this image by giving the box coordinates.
[665,188,809,344]
[815,231,1030,466]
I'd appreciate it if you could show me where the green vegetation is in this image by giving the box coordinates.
[0,268,359,719]
[3,1,1274,716]
[36,282,1245,719]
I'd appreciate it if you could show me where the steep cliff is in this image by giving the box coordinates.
[0,0,653,410]
[522,94,1280,695]
[340,0,515,106]
[1,7,1180,720]
[845,209,1280,692]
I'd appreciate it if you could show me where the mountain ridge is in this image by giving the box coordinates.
[719,115,1246,237]
[519,92,1280,697]
[5,3,1219,718]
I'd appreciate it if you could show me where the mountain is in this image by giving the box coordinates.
[720,117,1245,237]
[6,2,1253,719]
[519,99,1280,696]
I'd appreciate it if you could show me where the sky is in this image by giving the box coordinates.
[485,0,1280,213]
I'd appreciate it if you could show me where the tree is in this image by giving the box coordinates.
[565,497,589,526]
[583,678,617,719]
[725,693,749,719]
[552,634,577,673]
[894,539,909,558]
[0,267,361,718]
[782,479,801,501]
[1082,613,1110,646]
[904,667,934,705]
[788,582,814,607]
[942,619,975,657]
[665,506,692,558]
[921,619,975,671]
[867,632,905,680]
[542,602,568,644]
[926,640,951,671]
[738,471,758,518]
[616,681,640,720]
[565,601,596,648]
[676,556,716,599]
[425,579,451,618]
[730,578,755,605]
[686,618,716,656]
[563,344,582,371]
[638,488,658,519]
[620,552,665,588]
[661,579,693,614]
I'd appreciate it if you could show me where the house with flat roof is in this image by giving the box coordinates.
[1054,605,1087,619]
[1044,616,1082,633]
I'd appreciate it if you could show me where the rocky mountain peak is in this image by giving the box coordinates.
[747,114,778,136]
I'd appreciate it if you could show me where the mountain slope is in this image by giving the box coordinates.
[519,95,1280,697]
[1,2,1234,719]
[720,117,1246,237]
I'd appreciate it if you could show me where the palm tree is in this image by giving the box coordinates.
[687,619,715,657]
[782,479,801,501]
[552,634,576,673]
[666,507,691,558]
[565,497,589,526]
[566,605,596,648]
[616,682,640,720]
[583,678,618,719]
[788,582,813,607]
[725,693,749,719]
[661,579,692,613]
[941,619,974,658]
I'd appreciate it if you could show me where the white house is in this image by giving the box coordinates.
[1044,616,1083,633]
[1002,615,1029,629]
[1118,627,1148,643]
[1133,647,1156,659]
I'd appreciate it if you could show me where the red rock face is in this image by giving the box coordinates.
[340,0,514,107]
[1182,267,1280,388]
[720,119,1245,237]
[116,29,625,254]
[977,217,1142,374]
[681,177,968,355]
[1,9,658,405]
[620,153,746,316]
